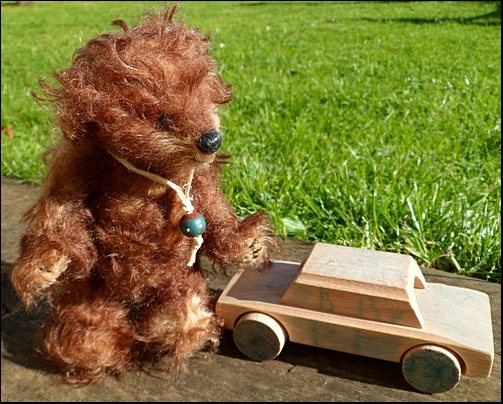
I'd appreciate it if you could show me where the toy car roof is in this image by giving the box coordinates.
[281,243,427,328]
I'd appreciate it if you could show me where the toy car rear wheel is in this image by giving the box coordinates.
[233,312,287,361]
[402,345,462,393]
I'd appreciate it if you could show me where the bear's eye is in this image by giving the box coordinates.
[156,113,173,131]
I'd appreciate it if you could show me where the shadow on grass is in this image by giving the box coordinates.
[217,330,414,392]
[240,1,345,6]
[0,1,32,6]
[355,3,501,27]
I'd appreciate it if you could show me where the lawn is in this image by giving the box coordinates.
[1,1,501,282]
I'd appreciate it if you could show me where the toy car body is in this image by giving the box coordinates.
[216,243,494,393]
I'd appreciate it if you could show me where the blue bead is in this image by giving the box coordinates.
[179,212,206,237]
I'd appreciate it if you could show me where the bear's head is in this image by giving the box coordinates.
[43,6,231,176]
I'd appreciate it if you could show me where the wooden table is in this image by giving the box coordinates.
[1,178,500,402]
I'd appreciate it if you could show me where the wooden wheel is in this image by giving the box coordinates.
[402,345,462,393]
[233,313,287,361]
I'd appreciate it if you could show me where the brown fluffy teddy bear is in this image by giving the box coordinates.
[11,6,275,384]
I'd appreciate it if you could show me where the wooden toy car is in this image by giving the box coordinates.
[216,243,494,394]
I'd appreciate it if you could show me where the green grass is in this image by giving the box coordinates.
[1,1,501,282]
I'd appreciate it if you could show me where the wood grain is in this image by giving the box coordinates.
[281,243,427,328]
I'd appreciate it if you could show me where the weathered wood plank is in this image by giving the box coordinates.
[1,178,501,401]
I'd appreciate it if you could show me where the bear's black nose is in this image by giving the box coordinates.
[196,130,221,154]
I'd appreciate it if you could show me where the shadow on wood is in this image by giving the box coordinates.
[216,329,414,391]
[1,261,59,375]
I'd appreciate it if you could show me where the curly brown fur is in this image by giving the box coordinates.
[11,5,276,384]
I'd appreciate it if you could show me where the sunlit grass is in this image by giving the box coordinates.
[1,1,500,281]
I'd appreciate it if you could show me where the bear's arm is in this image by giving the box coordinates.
[11,192,97,307]
[191,166,276,270]
[11,145,98,307]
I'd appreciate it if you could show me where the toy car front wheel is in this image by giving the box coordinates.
[233,312,287,361]
[402,345,462,393]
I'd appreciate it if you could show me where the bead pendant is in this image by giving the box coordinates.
[179,212,206,237]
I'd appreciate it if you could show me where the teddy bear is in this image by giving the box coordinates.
[11,6,275,384]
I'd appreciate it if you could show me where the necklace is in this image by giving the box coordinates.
[110,151,205,267]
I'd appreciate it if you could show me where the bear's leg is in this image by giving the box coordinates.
[136,272,222,367]
[43,297,135,384]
